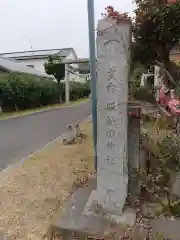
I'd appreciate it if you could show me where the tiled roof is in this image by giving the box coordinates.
[0,48,74,59]
[0,57,52,78]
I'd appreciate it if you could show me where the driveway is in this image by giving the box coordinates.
[0,101,91,170]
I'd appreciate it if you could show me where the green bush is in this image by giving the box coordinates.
[157,135,180,172]
[0,73,90,112]
[133,87,156,103]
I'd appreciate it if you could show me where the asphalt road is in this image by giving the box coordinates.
[0,101,91,170]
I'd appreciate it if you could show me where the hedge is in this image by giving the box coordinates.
[0,73,90,112]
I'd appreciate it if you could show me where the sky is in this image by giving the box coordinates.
[0,0,135,57]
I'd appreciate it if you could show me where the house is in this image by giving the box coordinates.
[0,48,78,75]
[0,56,52,78]
[66,68,90,83]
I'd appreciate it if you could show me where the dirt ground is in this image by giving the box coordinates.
[0,121,93,240]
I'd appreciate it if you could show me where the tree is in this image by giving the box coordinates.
[44,56,65,103]
[133,0,180,84]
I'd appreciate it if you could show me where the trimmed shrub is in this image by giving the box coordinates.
[0,73,90,112]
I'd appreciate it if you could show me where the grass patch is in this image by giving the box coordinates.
[0,121,93,239]
[0,98,89,120]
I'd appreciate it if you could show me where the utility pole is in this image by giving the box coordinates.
[65,64,70,104]
[87,0,97,170]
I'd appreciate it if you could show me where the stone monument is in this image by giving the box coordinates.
[50,16,141,238]
[84,16,132,220]
[62,124,76,145]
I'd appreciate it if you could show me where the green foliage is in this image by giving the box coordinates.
[133,87,156,103]
[133,1,180,66]
[157,135,180,172]
[129,64,146,98]
[44,56,65,82]
[70,81,90,100]
[0,73,90,112]
[175,86,180,98]
[44,56,66,103]
[160,197,180,217]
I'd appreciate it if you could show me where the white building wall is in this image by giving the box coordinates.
[10,50,78,75]
[66,52,78,69]
[15,58,48,74]
[61,71,90,83]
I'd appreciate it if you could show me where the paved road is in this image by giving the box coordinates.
[0,101,91,170]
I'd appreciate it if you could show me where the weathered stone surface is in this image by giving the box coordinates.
[0,232,10,240]
[173,173,180,197]
[141,203,161,218]
[62,124,76,144]
[105,207,136,227]
[151,219,180,240]
[51,178,139,239]
[52,178,106,235]
[75,122,81,137]
[84,17,131,219]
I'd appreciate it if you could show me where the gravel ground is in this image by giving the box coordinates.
[0,121,93,240]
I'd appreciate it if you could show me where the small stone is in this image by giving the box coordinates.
[172,173,180,197]
[75,122,81,137]
[105,207,136,227]
[151,219,180,240]
[63,124,76,145]
[141,203,161,218]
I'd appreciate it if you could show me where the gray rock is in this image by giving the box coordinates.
[172,173,180,198]
[151,219,180,240]
[62,124,76,144]
[141,203,161,218]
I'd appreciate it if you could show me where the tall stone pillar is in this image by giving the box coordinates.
[84,17,131,219]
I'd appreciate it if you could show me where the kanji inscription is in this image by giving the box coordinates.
[105,156,115,165]
[107,67,116,81]
[106,129,115,138]
[92,17,131,216]
[105,101,116,111]
[106,116,116,126]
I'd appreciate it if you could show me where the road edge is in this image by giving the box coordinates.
[0,115,92,179]
[0,99,90,121]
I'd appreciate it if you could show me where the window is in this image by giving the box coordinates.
[27,64,34,68]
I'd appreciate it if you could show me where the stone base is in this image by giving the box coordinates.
[51,178,110,238]
[0,232,6,240]
[51,178,138,239]
[173,173,180,197]
[151,219,180,240]
[83,189,136,227]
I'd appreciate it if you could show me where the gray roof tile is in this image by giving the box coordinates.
[0,48,74,59]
